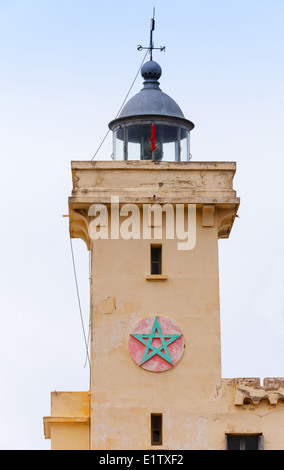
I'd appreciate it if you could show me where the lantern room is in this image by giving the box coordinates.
[108,60,195,161]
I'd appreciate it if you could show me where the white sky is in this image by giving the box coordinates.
[0,0,284,449]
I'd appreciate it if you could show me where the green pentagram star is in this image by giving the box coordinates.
[131,316,182,366]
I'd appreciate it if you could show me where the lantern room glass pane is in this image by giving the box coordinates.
[180,128,190,161]
[156,125,178,161]
[113,128,124,160]
[127,125,152,160]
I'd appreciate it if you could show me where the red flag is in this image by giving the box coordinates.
[150,123,156,151]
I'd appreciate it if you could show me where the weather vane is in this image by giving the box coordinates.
[137,8,166,61]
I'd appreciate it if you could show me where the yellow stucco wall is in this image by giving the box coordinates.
[89,210,222,449]
[44,391,90,450]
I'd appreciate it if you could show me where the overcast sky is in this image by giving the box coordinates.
[0,0,284,450]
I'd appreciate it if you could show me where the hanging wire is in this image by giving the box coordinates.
[91,49,149,161]
[83,251,91,368]
[69,51,149,365]
[69,237,91,368]
[68,42,152,366]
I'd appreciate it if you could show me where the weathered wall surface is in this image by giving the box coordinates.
[43,391,90,450]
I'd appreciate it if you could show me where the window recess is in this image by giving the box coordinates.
[151,414,162,446]
[151,245,162,275]
[226,434,264,450]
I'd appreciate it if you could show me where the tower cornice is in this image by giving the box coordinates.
[68,160,239,249]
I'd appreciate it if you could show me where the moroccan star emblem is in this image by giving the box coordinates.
[131,316,182,366]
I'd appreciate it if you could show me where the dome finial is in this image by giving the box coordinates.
[137,8,166,61]
[141,60,162,84]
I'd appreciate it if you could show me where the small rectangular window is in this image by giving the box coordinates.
[151,414,162,445]
[151,245,162,275]
[226,434,263,450]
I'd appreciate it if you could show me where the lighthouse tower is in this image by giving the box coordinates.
[44,17,284,451]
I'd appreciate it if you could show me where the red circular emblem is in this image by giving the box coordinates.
[128,316,185,372]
